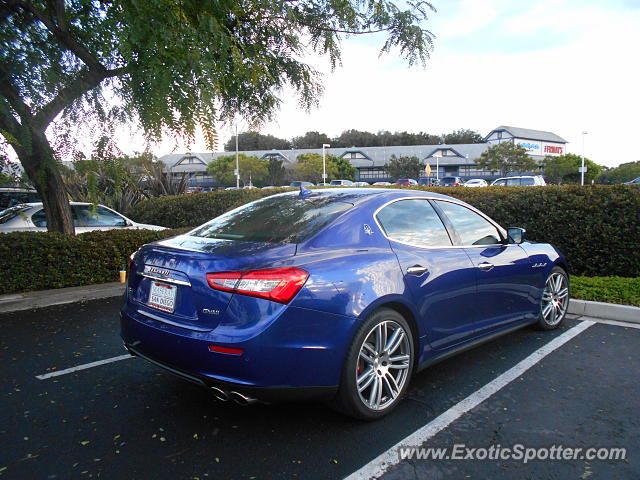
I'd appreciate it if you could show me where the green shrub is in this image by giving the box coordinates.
[129,185,639,278]
[571,276,640,307]
[0,228,188,294]
[127,188,291,228]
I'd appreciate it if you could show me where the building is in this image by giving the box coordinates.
[158,125,567,186]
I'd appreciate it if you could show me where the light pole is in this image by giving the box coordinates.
[235,123,240,189]
[322,143,330,185]
[580,131,587,186]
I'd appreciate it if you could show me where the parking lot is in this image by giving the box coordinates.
[1,298,638,479]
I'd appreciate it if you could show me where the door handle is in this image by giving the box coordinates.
[407,265,429,276]
[477,262,494,271]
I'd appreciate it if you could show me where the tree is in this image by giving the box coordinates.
[332,156,356,181]
[474,142,538,177]
[597,161,640,184]
[385,155,422,179]
[294,153,338,184]
[207,154,268,187]
[443,128,484,144]
[267,158,287,186]
[542,154,602,185]
[1,0,434,234]
[224,132,291,151]
[291,131,332,149]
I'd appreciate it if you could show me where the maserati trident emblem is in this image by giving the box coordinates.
[363,224,374,236]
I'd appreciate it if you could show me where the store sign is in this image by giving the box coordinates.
[516,139,564,156]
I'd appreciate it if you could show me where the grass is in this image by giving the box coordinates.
[571,276,640,307]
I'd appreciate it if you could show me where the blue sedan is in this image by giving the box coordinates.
[120,188,570,420]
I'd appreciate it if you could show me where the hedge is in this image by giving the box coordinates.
[0,228,188,294]
[1,185,637,294]
[128,185,640,278]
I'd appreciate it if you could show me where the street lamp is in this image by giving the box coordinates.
[322,144,330,186]
[580,131,588,186]
[235,123,240,189]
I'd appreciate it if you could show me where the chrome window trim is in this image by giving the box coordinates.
[373,196,512,251]
[137,272,191,286]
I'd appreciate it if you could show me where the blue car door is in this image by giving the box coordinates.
[433,200,540,335]
[376,199,478,350]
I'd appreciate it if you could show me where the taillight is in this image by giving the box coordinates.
[206,267,309,304]
[128,250,137,272]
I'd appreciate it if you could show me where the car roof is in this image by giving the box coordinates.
[272,187,458,206]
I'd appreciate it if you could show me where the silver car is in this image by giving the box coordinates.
[0,202,166,233]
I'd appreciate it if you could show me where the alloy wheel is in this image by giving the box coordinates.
[356,320,411,411]
[541,272,569,326]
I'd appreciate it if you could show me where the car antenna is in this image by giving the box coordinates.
[299,185,312,198]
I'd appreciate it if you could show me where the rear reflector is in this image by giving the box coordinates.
[206,267,309,304]
[208,345,244,355]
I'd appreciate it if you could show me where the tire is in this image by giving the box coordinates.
[332,308,415,420]
[536,266,570,330]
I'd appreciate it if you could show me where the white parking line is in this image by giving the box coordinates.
[35,354,133,380]
[344,320,595,480]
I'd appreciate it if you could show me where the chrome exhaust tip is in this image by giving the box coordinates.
[229,391,257,406]
[210,386,229,402]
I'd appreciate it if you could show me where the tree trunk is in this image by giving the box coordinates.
[13,127,75,234]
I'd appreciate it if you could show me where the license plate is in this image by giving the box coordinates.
[147,282,177,313]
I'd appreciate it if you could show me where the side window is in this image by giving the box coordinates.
[376,199,452,247]
[436,201,502,246]
[521,177,535,186]
[31,209,47,227]
[74,205,127,227]
[506,178,520,186]
[493,179,506,186]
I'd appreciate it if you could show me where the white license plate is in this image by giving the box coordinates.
[147,282,177,313]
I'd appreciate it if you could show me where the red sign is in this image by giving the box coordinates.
[544,145,563,154]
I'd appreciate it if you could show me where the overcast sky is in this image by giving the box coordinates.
[122,0,640,168]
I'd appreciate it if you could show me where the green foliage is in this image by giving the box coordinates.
[0,228,188,294]
[442,129,484,144]
[385,155,422,179]
[331,156,356,181]
[597,161,640,184]
[475,142,538,176]
[291,131,332,149]
[267,158,287,186]
[294,153,338,184]
[127,188,291,228]
[206,154,268,187]
[224,132,292,152]
[542,154,602,185]
[571,276,640,307]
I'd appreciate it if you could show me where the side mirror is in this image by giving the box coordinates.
[507,227,526,244]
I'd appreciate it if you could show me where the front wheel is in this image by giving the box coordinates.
[536,266,570,330]
[333,308,415,420]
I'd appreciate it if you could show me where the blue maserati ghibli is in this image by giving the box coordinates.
[120,188,570,420]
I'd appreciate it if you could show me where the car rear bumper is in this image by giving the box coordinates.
[120,304,358,402]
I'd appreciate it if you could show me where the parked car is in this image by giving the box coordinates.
[394,179,418,186]
[372,181,392,186]
[261,186,278,189]
[0,187,41,209]
[491,176,547,186]
[464,179,488,188]
[440,176,463,187]
[353,182,370,187]
[122,188,569,420]
[289,181,315,188]
[623,177,640,185]
[0,202,166,233]
[329,180,354,186]
[418,178,439,186]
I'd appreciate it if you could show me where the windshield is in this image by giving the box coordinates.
[0,205,31,224]
[190,194,353,243]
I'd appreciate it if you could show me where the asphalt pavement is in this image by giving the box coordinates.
[0,298,638,479]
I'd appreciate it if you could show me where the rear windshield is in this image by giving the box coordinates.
[0,205,31,224]
[441,177,457,184]
[190,194,353,243]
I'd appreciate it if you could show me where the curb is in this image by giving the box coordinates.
[568,299,640,324]
[0,282,125,314]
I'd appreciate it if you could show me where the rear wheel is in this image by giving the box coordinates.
[333,308,414,420]
[537,266,569,330]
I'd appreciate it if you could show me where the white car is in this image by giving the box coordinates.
[0,202,166,233]
[464,179,488,188]
[353,181,370,186]
[372,181,392,186]
[491,175,547,186]
[329,179,354,186]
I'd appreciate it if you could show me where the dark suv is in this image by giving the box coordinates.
[440,176,463,187]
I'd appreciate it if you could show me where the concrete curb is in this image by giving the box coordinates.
[0,282,125,314]
[568,299,640,324]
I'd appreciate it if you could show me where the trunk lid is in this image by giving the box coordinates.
[129,234,297,331]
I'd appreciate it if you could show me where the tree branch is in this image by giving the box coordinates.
[0,60,33,122]
[33,66,127,129]
[14,0,107,73]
